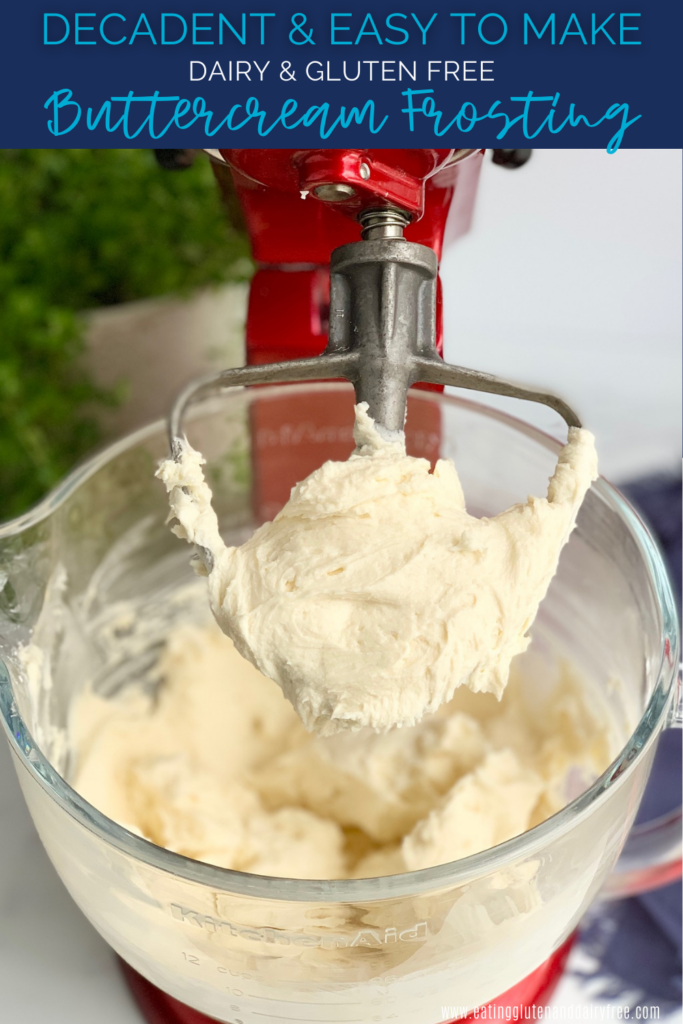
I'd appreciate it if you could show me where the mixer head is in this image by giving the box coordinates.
[169,200,580,455]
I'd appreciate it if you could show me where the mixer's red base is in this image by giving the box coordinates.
[120,936,574,1024]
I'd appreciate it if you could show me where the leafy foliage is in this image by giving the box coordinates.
[0,149,251,521]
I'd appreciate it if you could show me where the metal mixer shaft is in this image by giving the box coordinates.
[169,206,580,455]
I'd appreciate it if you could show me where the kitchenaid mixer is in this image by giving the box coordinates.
[0,148,681,1024]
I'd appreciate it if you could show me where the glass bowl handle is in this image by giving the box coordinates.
[602,664,682,899]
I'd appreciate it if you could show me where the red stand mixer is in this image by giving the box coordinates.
[122,146,579,1023]
[166,148,578,521]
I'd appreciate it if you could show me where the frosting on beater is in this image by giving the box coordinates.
[156,404,598,736]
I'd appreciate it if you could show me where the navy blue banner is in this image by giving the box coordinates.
[0,2,680,149]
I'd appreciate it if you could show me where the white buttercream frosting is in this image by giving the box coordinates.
[70,621,613,879]
[156,404,597,735]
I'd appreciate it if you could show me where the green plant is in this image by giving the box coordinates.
[0,149,251,521]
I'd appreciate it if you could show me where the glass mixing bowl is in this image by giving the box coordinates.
[0,384,680,1024]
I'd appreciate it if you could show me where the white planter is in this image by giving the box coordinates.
[82,283,248,440]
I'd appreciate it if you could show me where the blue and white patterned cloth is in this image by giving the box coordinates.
[561,476,682,1015]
